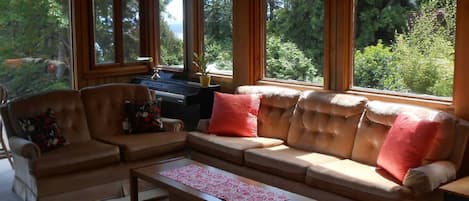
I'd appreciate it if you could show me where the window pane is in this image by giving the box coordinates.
[0,0,72,99]
[265,0,324,85]
[204,0,233,75]
[123,0,140,63]
[94,0,115,64]
[353,0,456,99]
[159,0,184,68]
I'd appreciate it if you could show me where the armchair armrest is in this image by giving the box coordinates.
[161,117,184,132]
[403,161,456,193]
[196,119,210,132]
[9,136,41,159]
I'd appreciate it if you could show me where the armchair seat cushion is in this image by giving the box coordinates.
[244,145,340,182]
[305,159,413,201]
[97,131,186,161]
[187,132,283,165]
[33,140,120,178]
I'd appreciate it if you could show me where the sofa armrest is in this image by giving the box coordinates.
[161,117,184,132]
[403,161,456,193]
[197,119,210,132]
[9,136,41,159]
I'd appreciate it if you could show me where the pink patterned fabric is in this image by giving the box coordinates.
[159,164,289,201]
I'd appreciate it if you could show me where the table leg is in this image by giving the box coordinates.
[130,172,138,201]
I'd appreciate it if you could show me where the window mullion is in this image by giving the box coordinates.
[114,0,124,64]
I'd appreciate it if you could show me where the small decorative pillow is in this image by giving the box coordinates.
[18,109,67,152]
[124,98,164,134]
[377,112,440,182]
[208,92,262,137]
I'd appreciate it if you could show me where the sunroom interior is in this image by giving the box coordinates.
[2,0,469,200]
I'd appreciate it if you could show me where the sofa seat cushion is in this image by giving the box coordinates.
[245,145,341,182]
[305,159,413,201]
[33,140,120,178]
[97,131,186,161]
[187,132,283,165]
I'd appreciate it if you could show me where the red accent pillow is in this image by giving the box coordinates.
[377,112,440,182]
[208,92,261,137]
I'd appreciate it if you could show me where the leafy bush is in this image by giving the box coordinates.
[354,41,407,91]
[266,35,318,82]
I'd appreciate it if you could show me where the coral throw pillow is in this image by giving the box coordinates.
[124,98,164,134]
[377,112,440,182]
[18,109,67,152]
[208,92,261,137]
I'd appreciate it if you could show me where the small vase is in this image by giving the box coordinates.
[199,75,211,87]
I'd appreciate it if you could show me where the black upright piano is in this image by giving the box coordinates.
[131,76,220,130]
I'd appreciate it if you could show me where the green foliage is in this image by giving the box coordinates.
[0,63,70,98]
[354,41,406,91]
[354,0,455,97]
[355,0,416,49]
[267,0,324,74]
[392,0,455,96]
[0,0,71,99]
[204,0,233,71]
[159,0,184,66]
[266,35,318,82]
[159,19,184,66]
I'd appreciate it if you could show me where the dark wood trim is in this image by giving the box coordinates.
[114,0,123,64]
[252,0,265,84]
[454,0,469,120]
[334,0,354,91]
[323,0,332,90]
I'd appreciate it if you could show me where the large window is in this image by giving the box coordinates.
[0,0,72,99]
[203,0,233,75]
[353,0,456,100]
[92,0,142,67]
[264,0,325,85]
[159,0,185,68]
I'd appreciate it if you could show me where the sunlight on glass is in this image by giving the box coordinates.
[159,0,184,68]
[353,0,456,99]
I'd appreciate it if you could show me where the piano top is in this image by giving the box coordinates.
[132,76,219,96]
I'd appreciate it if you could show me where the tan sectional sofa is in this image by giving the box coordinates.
[188,85,469,201]
[0,84,187,201]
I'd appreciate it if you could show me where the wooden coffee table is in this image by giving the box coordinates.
[130,158,315,201]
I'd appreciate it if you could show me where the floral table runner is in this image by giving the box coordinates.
[159,164,289,201]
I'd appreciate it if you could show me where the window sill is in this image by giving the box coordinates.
[347,89,453,112]
[256,80,325,92]
[84,65,149,78]
[254,80,453,112]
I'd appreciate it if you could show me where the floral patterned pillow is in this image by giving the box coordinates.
[18,109,67,152]
[124,98,164,134]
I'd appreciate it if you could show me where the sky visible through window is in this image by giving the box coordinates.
[163,0,183,39]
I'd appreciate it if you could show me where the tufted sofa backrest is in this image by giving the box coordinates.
[287,91,368,158]
[236,85,301,141]
[351,101,458,167]
[80,83,152,139]
[4,90,91,143]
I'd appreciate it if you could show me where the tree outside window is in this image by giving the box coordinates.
[353,0,456,99]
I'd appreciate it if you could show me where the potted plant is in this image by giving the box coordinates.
[192,52,210,87]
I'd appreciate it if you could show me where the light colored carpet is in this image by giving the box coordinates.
[0,159,21,201]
